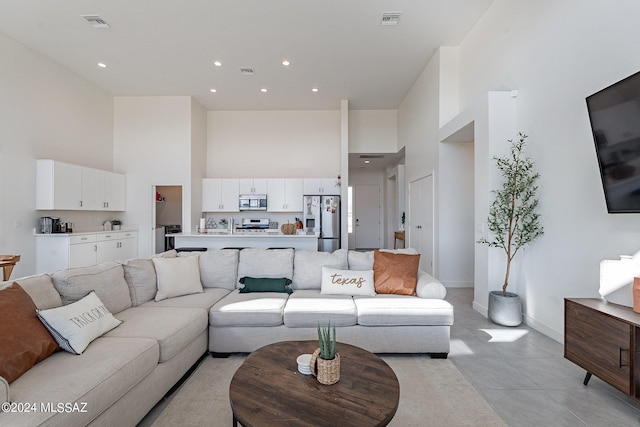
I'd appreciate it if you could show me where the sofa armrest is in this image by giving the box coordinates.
[416,271,447,299]
[0,376,8,405]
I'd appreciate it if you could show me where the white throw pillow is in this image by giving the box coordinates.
[320,267,375,296]
[37,291,122,355]
[152,255,203,301]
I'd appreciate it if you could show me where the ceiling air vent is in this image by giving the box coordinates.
[239,68,255,75]
[81,15,111,29]
[380,12,402,26]
[360,155,385,159]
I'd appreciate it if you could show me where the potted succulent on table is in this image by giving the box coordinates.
[310,322,340,385]
[477,133,544,326]
[111,219,122,230]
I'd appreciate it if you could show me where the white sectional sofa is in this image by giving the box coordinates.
[0,248,453,427]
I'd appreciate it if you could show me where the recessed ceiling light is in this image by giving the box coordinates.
[213,61,222,67]
[282,60,290,66]
[97,62,107,68]
[261,88,268,93]
[312,88,319,93]
[364,160,371,164]
[209,88,217,93]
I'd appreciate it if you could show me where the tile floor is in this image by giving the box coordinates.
[446,288,640,426]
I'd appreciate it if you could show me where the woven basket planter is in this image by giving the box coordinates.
[310,348,340,385]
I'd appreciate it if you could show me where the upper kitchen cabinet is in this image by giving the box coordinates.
[202,178,239,212]
[303,178,341,195]
[267,178,303,212]
[239,178,267,195]
[36,160,126,211]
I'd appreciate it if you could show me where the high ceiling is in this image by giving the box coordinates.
[0,1,493,111]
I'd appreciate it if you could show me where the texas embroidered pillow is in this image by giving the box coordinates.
[37,291,122,355]
[321,267,375,296]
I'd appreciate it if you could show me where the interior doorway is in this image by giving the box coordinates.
[409,175,434,274]
[353,183,381,250]
[152,185,183,254]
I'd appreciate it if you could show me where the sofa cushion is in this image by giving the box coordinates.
[353,295,454,326]
[347,249,417,271]
[347,250,374,271]
[237,248,294,288]
[283,289,357,327]
[416,271,447,299]
[0,283,59,383]
[198,249,239,290]
[122,258,157,306]
[209,290,288,327]
[3,336,158,427]
[104,306,207,362]
[239,277,293,294]
[292,249,348,290]
[51,261,132,314]
[5,274,62,309]
[152,255,203,301]
[141,287,230,309]
[373,250,420,296]
[0,376,8,405]
[320,267,375,296]
[38,291,122,355]
[236,248,294,289]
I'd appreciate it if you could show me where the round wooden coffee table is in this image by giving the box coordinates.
[229,340,399,427]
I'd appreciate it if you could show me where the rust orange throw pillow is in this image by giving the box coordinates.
[0,283,59,383]
[373,250,421,296]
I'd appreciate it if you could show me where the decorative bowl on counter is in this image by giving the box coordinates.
[280,223,296,235]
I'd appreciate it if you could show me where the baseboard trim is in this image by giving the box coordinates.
[443,281,473,288]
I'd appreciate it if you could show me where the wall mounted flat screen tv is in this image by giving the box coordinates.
[587,70,640,213]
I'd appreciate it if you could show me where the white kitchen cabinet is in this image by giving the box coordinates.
[239,178,267,195]
[202,178,239,212]
[69,235,98,268]
[303,178,341,195]
[267,178,303,212]
[104,172,126,211]
[36,160,126,211]
[36,160,83,210]
[36,231,138,274]
[96,231,138,264]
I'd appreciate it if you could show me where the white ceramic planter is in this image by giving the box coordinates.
[488,290,522,326]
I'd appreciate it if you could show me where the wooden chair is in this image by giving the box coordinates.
[0,255,20,281]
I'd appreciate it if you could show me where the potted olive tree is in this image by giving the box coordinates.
[478,133,544,326]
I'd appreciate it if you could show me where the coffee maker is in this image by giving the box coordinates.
[40,217,62,234]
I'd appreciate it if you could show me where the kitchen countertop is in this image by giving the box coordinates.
[173,231,317,238]
[35,228,138,236]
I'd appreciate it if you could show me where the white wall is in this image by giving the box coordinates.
[398,50,441,276]
[0,33,113,276]
[349,110,398,153]
[191,99,207,232]
[453,0,640,340]
[114,96,201,258]
[207,110,341,178]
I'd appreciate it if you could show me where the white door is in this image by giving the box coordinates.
[354,184,381,250]
[409,175,434,274]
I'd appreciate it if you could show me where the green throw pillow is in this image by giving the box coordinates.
[239,277,293,294]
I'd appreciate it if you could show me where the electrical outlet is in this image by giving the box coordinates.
[14,220,21,228]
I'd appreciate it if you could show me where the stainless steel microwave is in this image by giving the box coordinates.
[239,194,267,211]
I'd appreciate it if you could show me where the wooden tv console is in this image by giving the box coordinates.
[564,298,640,400]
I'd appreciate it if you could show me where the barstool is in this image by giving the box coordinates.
[0,255,21,281]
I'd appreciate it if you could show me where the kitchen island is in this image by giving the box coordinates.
[172,231,319,251]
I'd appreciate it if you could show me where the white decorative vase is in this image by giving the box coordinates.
[488,290,522,326]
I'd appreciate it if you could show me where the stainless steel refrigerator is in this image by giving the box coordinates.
[303,195,341,252]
